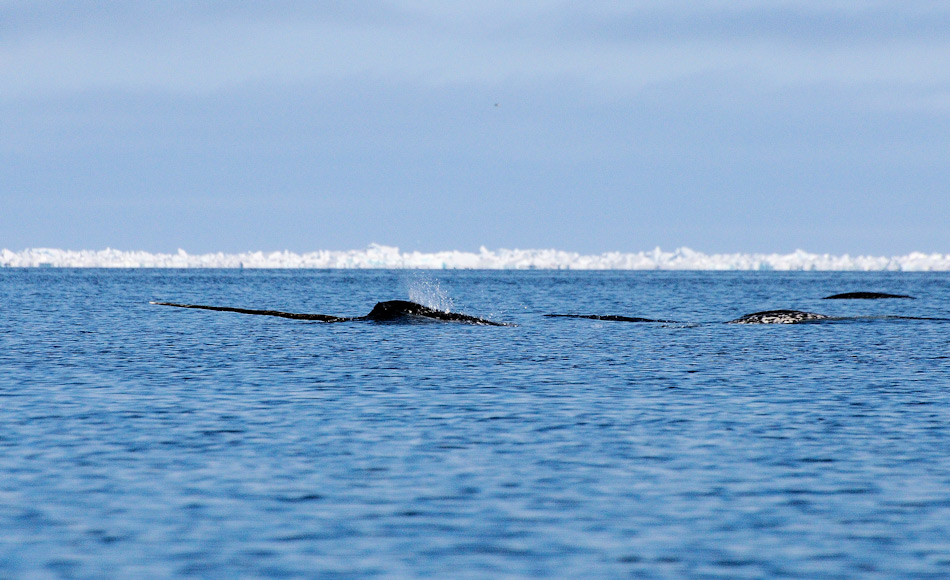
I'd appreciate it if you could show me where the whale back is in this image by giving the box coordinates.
[823,292,914,299]
[544,314,673,323]
[365,300,433,321]
[364,300,508,326]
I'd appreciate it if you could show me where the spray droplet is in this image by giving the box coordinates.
[407,273,454,313]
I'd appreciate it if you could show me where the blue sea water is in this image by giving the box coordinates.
[2,269,950,579]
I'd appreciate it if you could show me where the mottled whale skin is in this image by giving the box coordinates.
[151,300,508,326]
[823,292,914,300]
[544,314,675,323]
[727,310,829,324]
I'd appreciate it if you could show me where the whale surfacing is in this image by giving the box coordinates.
[362,300,507,325]
[544,314,674,323]
[149,302,347,322]
[151,300,508,326]
[823,292,914,299]
[727,310,829,324]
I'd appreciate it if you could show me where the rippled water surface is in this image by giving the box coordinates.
[2,269,950,579]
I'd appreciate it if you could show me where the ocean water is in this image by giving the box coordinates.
[2,269,950,579]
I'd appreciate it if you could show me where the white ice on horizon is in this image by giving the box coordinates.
[2,245,950,271]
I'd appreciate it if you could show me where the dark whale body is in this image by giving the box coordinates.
[548,309,946,325]
[823,292,914,299]
[362,300,507,325]
[727,310,829,324]
[544,314,675,323]
[151,300,508,326]
[150,302,347,322]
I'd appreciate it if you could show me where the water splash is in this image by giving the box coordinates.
[406,273,455,313]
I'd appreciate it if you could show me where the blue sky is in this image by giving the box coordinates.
[3,1,949,254]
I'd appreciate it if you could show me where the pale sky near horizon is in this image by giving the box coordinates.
[3,1,949,255]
